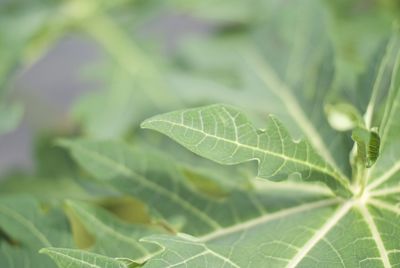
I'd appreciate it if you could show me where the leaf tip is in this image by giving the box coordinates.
[140,119,152,129]
[38,247,50,255]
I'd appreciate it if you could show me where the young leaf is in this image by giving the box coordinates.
[352,127,381,168]
[141,104,352,197]
[324,102,363,131]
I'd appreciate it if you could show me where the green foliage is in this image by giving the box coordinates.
[352,127,380,168]
[141,104,352,197]
[0,102,23,135]
[40,248,135,268]
[1,0,400,267]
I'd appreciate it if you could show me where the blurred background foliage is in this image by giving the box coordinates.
[0,0,398,175]
[0,0,398,226]
[0,0,399,266]
[0,0,400,211]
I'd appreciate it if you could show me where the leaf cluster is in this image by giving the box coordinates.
[1,1,400,267]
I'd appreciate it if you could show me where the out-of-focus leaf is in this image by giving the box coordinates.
[325,0,399,89]
[365,31,400,193]
[98,196,151,225]
[33,132,78,177]
[0,176,88,201]
[168,0,280,24]
[324,102,363,131]
[73,13,182,139]
[73,65,168,139]
[61,139,333,237]
[0,196,73,267]
[0,102,23,135]
[171,0,354,176]
[133,136,256,192]
[0,1,66,90]
[64,200,162,262]
[345,30,400,126]
[65,201,95,250]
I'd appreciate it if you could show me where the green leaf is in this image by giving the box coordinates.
[352,127,380,168]
[326,0,397,91]
[362,31,400,129]
[58,137,400,267]
[0,196,73,267]
[4,1,400,267]
[60,139,333,235]
[0,176,88,201]
[324,102,363,131]
[141,104,352,197]
[141,198,399,267]
[64,200,161,262]
[40,248,133,268]
[364,30,400,193]
[170,0,355,178]
[0,102,23,135]
[72,64,174,139]
[73,13,180,139]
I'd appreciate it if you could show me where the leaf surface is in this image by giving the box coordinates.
[0,196,73,268]
[0,102,23,135]
[365,31,400,193]
[50,139,400,267]
[142,104,351,196]
[60,140,331,236]
[142,199,400,268]
[65,200,161,262]
[40,248,132,268]
[170,0,354,176]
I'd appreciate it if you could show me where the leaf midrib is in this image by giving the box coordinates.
[146,236,241,268]
[358,204,391,268]
[286,201,353,268]
[184,196,395,267]
[199,198,340,242]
